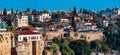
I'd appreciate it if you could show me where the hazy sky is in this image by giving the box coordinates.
[0,0,119,11]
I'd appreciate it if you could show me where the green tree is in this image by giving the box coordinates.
[62,39,70,45]
[3,8,7,16]
[42,32,46,38]
[101,43,110,53]
[71,6,77,32]
[60,43,75,55]
[23,37,27,42]
[62,51,69,55]
[11,8,14,14]
[104,23,115,35]
[47,20,53,26]
[43,10,49,13]
[71,16,76,32]
[32,9,39,15]
[0,34,4,42]
[96,21,103,28]
[105,8,111,12]
[51,12,61,23]
[7,26,15,32]
[60,11,66,17]
[51,43,60,55]
[90,40,102,52]
[27,8,30,12]
[53,37,61,44]
[73,6,77,16]
[69,40,90,55]
[103,23,116,49]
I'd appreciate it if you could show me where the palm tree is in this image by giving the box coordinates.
[0,34,4,42]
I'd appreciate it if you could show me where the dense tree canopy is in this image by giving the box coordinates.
[60,43,75,55]
[90,40,102,50]
[51,43,60,55]
[53,37,61,44]
[69,40,90,55]
[103,23,116,49]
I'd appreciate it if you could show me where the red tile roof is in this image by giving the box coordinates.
[17,26,41,35]
[64,16,79,19]
[49,26,56,28]
[64,16,73,18]
[19,30,41,35]
[16,26,37,31]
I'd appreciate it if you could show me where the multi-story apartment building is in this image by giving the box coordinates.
[39,13,51,22]
[28,13,51,22]
[76,22,98,31]
[15,26,44,55]
[14,15,28,27]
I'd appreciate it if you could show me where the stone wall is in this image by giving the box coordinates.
[36,40,44,55]
[16,41,32,55]
[46,29,103,42]
[0,32,12,55]
[15,40,44,55]
[70,32,103,42]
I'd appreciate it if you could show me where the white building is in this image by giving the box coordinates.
[118,9,120,15]
[28,15,34,21]
[29,13,51,22]
[39,13,51,22]
[17,31,42,41]
[15,26,42,42]
[60,18,69,23]
[15,15,28,27]
[76,22,98,31]
[6,10,12,15]
[15,26,44,55]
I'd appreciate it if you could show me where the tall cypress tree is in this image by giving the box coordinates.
[27,8,30,12]
[11,8,14,14]
[71,16,76,32]
[3,8,7,16]
[71,6,77,32]
[73,6,77,16]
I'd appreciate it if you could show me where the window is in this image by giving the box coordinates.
[40,36,42,39]
[37,36,38,39]
[29,37,30,40]
[31,36,36,39]
[20,37,21,40]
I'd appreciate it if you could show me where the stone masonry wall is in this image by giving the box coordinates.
[0,32,12,55]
